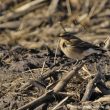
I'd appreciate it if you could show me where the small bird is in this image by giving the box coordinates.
[59,32,106,60]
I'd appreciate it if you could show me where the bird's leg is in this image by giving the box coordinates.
[73,59,82,66]
[82,65,91,76]
[81,57,92,76]
[72,59,84,81]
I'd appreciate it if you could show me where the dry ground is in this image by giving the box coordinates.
[0,0,110,110]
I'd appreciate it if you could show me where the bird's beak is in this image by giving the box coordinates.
[59,35,70,41]
[59,33,65,38]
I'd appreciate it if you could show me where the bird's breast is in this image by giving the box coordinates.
[60,39,83,59]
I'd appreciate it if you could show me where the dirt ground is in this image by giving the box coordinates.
[0,0,110,110]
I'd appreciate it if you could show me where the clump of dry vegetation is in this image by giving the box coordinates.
[0,0,110,110]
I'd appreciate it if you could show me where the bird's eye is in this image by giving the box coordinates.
[62,42,67,48]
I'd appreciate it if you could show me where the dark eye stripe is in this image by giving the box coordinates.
[62,42,67,48]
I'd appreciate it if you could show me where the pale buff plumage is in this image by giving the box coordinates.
[59,32,105,60]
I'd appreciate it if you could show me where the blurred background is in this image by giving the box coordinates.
[0,1,110,110]
[0,0,110,49]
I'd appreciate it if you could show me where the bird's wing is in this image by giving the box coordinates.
[74,40,103,51]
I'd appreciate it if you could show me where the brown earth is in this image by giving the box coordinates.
[0,0,110,110]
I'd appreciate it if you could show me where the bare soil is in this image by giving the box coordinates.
[0,0,110,110]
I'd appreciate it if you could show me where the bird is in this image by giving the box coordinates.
[59,32,106,60]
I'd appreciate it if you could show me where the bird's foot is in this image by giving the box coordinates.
[74,59,83,66]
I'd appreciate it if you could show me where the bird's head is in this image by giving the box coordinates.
[59,32,80,45]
